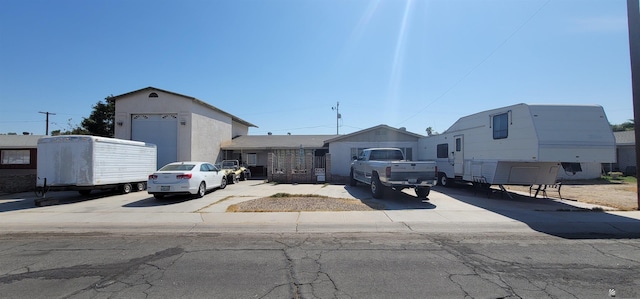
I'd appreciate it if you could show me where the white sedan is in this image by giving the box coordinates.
[147,162,227,199]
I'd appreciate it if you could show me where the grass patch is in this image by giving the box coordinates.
[601,175,637,184]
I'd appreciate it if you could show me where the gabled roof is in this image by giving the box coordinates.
[614,130,635,146]
[221,135,338,150]
[111,86,257,128]
[0,135,44,148]
[324,124,423,143]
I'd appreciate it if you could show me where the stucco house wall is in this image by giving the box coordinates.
[114,87,254,165]
[329,141,419,179]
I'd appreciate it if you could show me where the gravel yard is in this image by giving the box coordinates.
[505,179,638,211]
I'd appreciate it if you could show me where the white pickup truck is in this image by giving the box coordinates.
[350,148,437,199]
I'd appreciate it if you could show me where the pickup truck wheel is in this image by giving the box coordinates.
[349,169,357,186]
[438,173,450,187]
[371,175,385,198]
[416,187,430,198]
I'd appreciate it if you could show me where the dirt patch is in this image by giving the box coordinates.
[226,195,385,212]
[505,180,639,211]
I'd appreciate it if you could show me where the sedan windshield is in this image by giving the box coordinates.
[159,164,195,171]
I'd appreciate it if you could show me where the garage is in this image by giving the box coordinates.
[131,114,178,168]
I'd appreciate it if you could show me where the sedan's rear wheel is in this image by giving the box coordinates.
[196,182,206,198]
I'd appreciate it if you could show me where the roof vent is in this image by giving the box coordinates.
[268,132,272,135]
[149,92,158,98]
[399,127,406,131]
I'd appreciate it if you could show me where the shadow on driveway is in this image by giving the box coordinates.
[0,190,124,213]
[435,183,640,239]
[124,195,196,207]
[344,185,436,210]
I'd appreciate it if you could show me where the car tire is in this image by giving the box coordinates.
[416,187,430,198]
[153,194,164,199]
[349,169,357,186]
[220,177,227,189]
[371,174,385,199]
[196,182,206,198]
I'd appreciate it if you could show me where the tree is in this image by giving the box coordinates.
[611,119,635,132]
[80,95,115,137]
[51,95,115,137]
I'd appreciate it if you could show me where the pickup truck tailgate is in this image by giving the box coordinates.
[388,163,436,182]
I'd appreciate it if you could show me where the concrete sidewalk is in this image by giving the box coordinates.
[1,181,639,237]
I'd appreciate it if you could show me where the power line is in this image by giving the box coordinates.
[38,111,56,135]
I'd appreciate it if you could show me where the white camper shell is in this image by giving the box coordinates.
[36,135,157,198]
[418,104,616,186]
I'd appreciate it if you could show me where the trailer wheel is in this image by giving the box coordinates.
[122,183,132,194]
[196,182,206,198]
[416,187,430,198]
[371,175,385,198]
[349,169,357,186]
[136,182,146,191]
[438,173,450,187]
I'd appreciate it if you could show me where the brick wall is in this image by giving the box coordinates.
[0,173,35,194]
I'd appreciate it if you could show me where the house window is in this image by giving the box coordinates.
[437,144,449,158]
[1,149,30,165]
[493,113,509,139]
[247,153,257,166]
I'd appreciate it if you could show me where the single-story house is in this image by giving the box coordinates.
[221,124,424,184]
[0,134,43,193]
[221,134,336,183]
[613,130,636,176]
[112,87,257,168]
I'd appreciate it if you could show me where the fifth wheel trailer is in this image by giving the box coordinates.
[36,136,157,199]
[418,104,616,187]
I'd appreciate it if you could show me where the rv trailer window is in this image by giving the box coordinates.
[455,138,461,151]
[493,113,509,139]
[437,144,449,158]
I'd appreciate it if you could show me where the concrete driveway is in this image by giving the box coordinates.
[1,180,639,237]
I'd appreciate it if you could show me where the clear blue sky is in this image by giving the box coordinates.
[0,0,634,136]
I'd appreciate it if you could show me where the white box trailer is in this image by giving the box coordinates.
[36,135,157,198]
[418,104,616,187]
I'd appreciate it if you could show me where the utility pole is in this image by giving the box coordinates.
[331,102,341,135]
[627,0,640,210]
[38,111,56,135]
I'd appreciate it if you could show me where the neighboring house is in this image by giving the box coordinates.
[220,125,424,184]
[326,125,424,183]
[221,134,336,183]
[613,130,636,176]
[112,87,256,167]
[0,135,43,193]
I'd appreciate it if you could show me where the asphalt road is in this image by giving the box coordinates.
[0,232,638,299]
[1,181,640,298]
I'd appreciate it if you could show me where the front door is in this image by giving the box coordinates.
[454,135,464,175]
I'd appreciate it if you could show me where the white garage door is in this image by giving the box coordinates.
[132,114,178,168]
